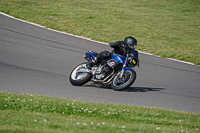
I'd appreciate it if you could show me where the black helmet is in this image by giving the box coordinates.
[124,36,137,50]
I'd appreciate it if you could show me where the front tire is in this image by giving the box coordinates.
[111,69,136,91]
[69,62,92,86]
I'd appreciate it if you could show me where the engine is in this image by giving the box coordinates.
[91,58,124,85]
[94,63,111,80]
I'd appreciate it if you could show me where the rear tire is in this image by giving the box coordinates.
[69,62,92,86]
[111,69,136,91]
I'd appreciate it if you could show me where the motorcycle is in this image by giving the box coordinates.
[69,49,139,91]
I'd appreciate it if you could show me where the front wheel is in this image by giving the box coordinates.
[69,62,92,86]
[111,69,136,91]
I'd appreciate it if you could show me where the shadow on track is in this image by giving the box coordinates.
[125,87,165,92]
[83,84,165,92]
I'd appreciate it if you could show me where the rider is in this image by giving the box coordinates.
[86,36,139,69]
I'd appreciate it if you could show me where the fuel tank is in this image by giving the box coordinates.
[109,53,126,63]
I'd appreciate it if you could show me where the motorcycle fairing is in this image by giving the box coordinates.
[130,49,139,58]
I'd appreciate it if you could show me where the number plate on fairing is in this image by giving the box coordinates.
[107,59,120,68]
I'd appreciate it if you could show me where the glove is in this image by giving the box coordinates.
[109,41,118,47]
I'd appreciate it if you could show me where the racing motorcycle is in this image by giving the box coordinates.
[69,49,139,91]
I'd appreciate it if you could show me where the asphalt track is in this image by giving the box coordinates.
[0,13,200,113]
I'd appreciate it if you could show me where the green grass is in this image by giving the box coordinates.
[0,91,200,133]
[0,0,199,65]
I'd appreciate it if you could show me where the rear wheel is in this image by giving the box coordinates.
[111,69,136,91]
[69,62,92,86]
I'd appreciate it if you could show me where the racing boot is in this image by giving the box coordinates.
[86,60,93,70]
[86,56,99,70]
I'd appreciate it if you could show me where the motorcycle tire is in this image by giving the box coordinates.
[111,69,136,91]
[69,62,92,86]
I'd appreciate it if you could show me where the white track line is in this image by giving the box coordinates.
[0,12,196,66]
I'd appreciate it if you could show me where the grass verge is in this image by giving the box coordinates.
[0,0,199,65]
[0,91,199,133]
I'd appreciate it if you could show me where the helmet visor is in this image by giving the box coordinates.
[128,44,137,49]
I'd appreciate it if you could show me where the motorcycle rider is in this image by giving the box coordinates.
[86,36,139,69]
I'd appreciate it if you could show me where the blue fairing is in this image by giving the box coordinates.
[130,49,139,58]
[109,53,126,63]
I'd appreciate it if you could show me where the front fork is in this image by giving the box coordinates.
[119,53,129,78]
